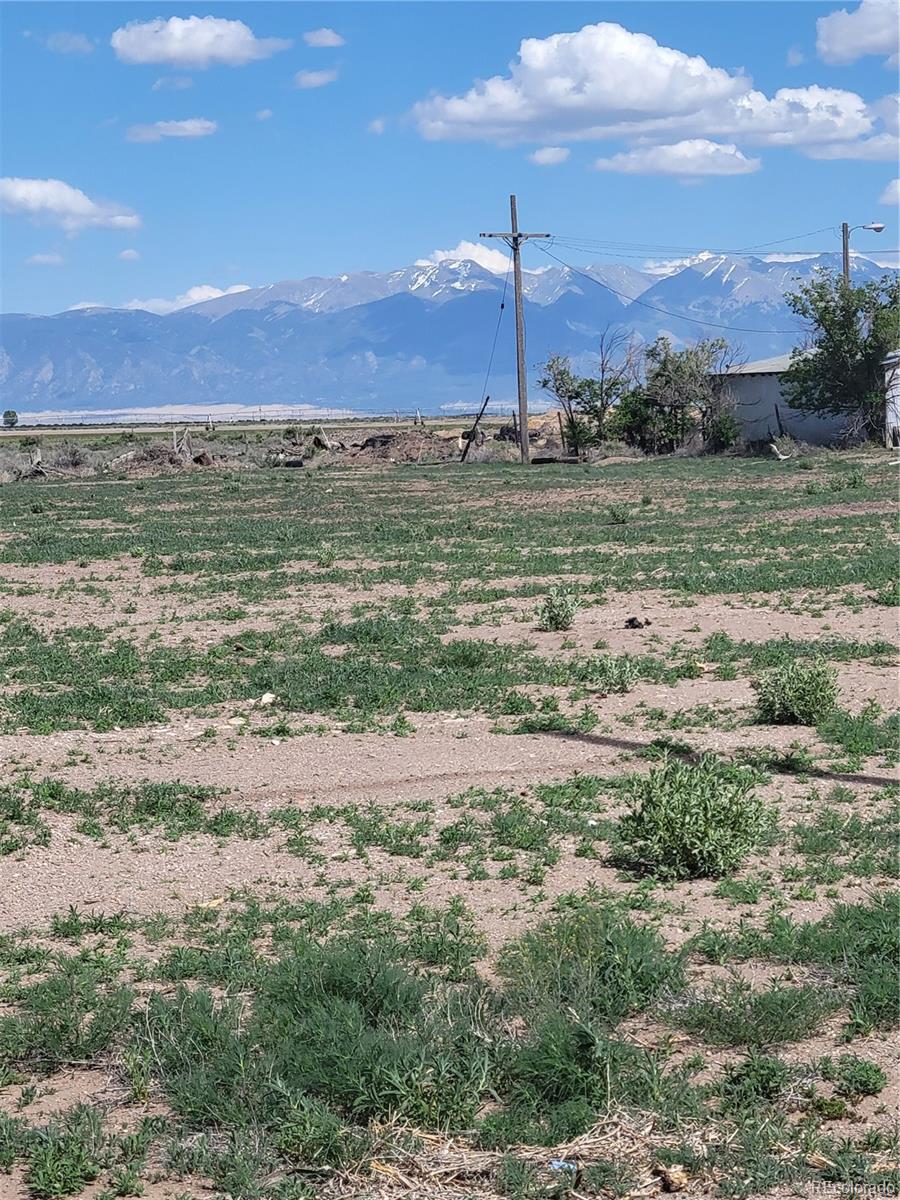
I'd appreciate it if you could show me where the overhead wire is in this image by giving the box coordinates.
[547,224,840,257]
[476,251,513,406]
[533,243,806,336]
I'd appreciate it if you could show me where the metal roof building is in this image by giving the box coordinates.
[717,353,849,446]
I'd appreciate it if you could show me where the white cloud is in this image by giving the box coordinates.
[294,68,338,89]
[126,118,218,144]
[413,23,748,142]
[416,240,513,274]
[256,108,273,121]
[804,131,897,159]
[816,0,899,65]
[0,177,140,233]
[868,92,900,137]
[45,32,93,54]
[118,248,140,261]
[410,20,885,160]
[880,178,899,205]
[368,117,387,135]
[530,146,570,165]
[26,252,64,266]
[727,85,873,147]
[152,75,193,91]
[111,16,291,68]
[594,139,760,176]
[121,284,252,316]
[786,46,805,67]
[303,28,345,48]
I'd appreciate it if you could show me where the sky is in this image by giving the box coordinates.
[1,0,898,315]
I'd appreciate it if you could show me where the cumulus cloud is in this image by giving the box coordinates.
[786,46,805,67]
[111,16,290,68]
[368,117,387,134]
[126,117,218,144]
[594,138,760,176]
[416,239,513,274]
[121,284,252,316]
[410,20,887,161]
[879,178,899,204]
[0,177,140,233]
[530,146,569,165]
[45,32,93,54]
[118,248,140,261]
[816,0,899,65]
[256,108,273,121]
[725,85,873,147]
[413,23,748,142]
[26,252,64,266]
[294,68,338,89]
[152,75,193,91]
[303,28,345,47]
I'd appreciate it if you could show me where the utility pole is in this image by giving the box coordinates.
[481,196,550,463]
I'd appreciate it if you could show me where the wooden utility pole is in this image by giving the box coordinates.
[481,196,550,463]
[841,221,850,284]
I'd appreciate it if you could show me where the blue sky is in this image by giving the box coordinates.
[2,0,897,314]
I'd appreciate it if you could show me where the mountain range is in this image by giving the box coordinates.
[1,252,894,421]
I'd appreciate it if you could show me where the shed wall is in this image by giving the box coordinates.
[728,374,849,445]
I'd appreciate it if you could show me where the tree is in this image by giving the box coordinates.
[538,354,588,452]
[608,336,742,454]
[2,410,17,429]
[538,329,636,453]
[783,271,900,441]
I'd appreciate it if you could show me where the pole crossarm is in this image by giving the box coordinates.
[479,233,551,241]
[479,197,551,464]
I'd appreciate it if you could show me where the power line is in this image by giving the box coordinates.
[534,243,805,336]
[735,226,836,252]
[476,252,512,407]
[547,224,838,257]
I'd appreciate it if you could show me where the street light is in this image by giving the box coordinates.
[842,221,886,282]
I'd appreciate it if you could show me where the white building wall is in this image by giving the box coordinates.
[728,374,849,446]
[884,351,900,447]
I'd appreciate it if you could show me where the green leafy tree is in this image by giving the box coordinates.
[539,329,636,452]
[2,410,18,429]
[608,336,740,454]
[783,272,900,441]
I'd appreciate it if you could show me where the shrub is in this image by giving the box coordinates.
[754,658,838,725]
[581,653,641,694]
[612,756,774,880]
[536,588,578,632]
[704,407,741,453]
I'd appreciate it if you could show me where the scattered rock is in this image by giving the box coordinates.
[259,692,276,707]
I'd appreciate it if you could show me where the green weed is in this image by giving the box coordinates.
[612,756,775,880]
